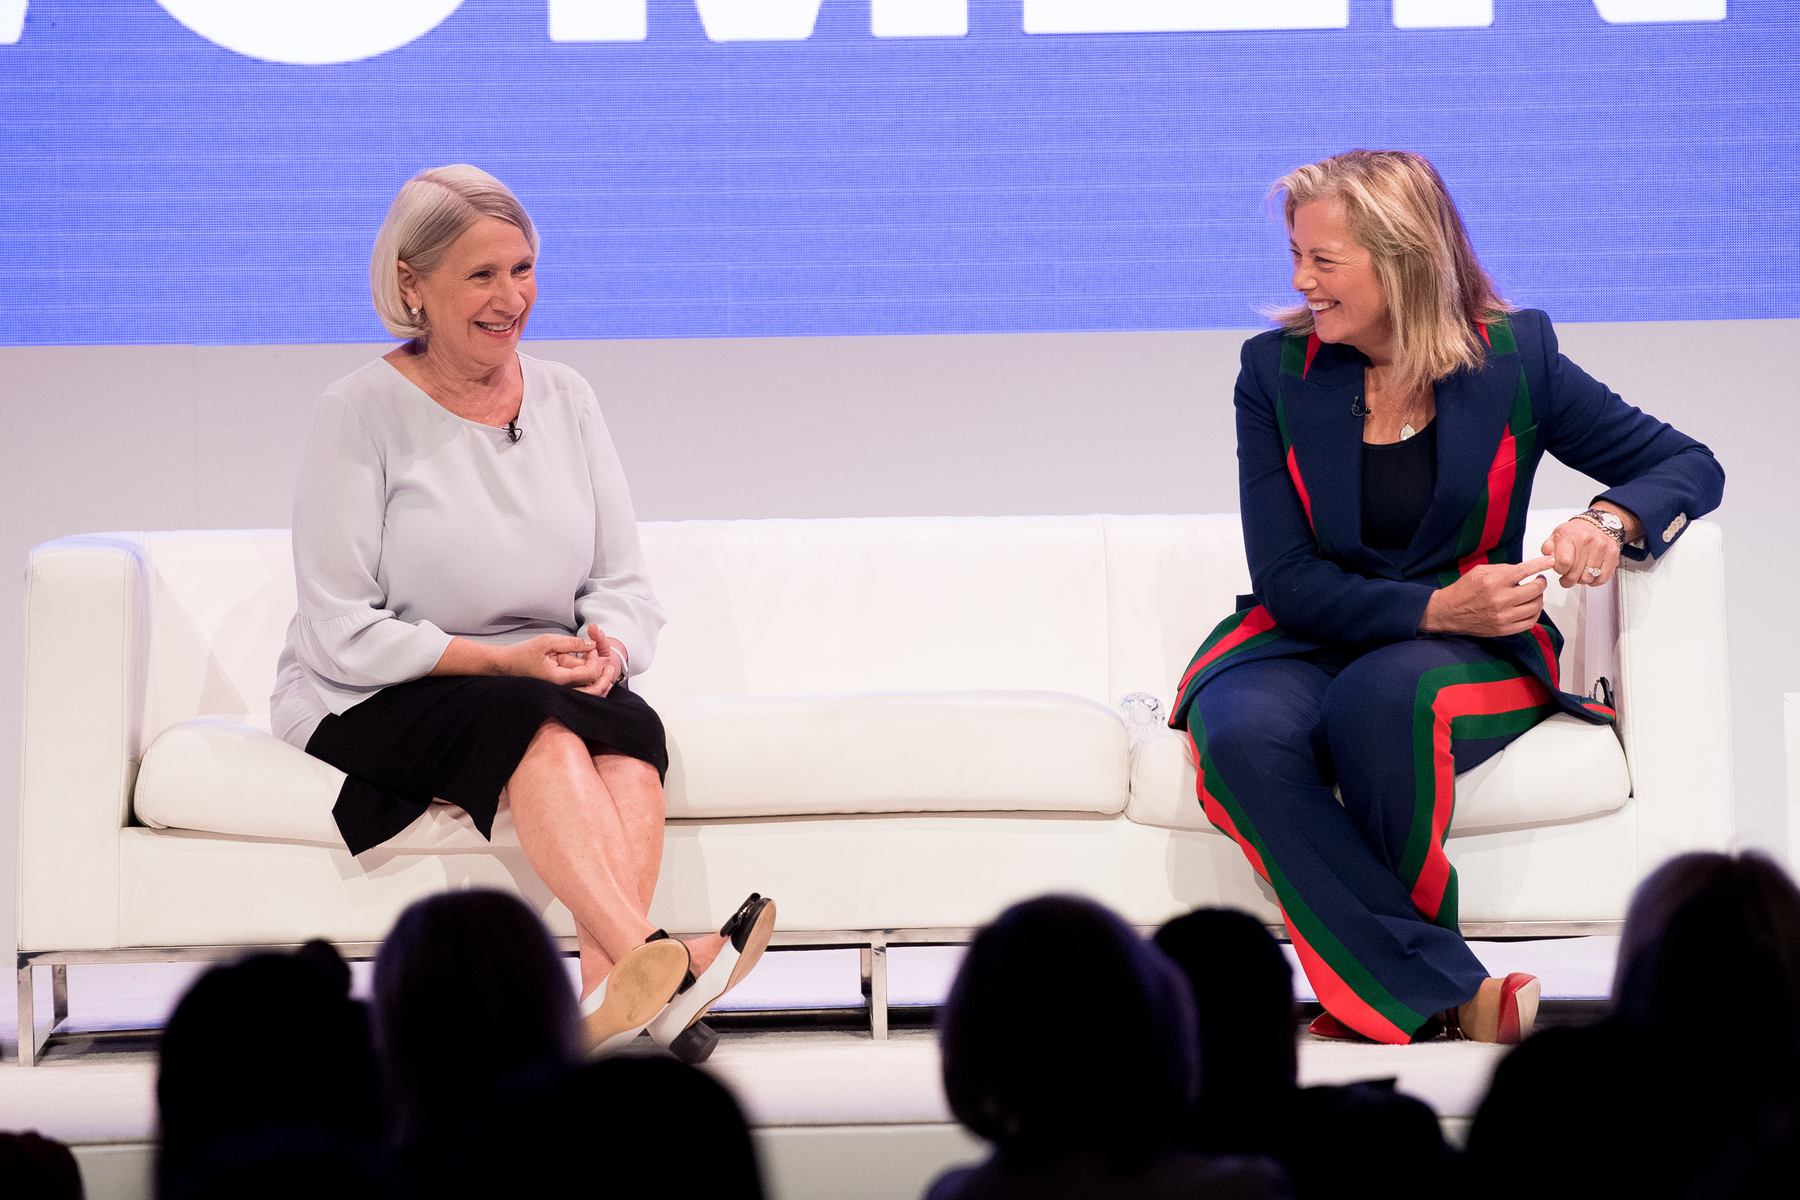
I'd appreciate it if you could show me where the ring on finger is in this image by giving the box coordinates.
[1585,566,1602,578]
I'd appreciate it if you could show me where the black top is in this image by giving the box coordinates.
[1360,421,1438,550]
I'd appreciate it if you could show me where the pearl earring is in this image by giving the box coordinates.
[410,305,422,317]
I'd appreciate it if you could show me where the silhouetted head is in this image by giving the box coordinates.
[160,1126,394,1200]
[1155,907,1297,1104]
[1614,852,1800,1077]
[372,890,578,1147]
[156,941,380,1192]
[451,1056,764,1200]
[939,894,1198,1167]
[0,1131,83,1200]
[1287,1081,1450,1200]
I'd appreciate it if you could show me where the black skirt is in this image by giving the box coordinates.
[305,675,668,855]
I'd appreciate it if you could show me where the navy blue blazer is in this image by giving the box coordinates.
[1171,309,1724,730]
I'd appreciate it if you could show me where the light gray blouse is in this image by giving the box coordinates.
[270,352,665,750]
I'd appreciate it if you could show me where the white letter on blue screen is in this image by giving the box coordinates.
[1023,0,1348,34]
[153,0,466,65]
[1393,0,1492,28]
[550,0,646,40]
[872,0,967,37]
[1594,0,1724,21]
[695,0,824,41]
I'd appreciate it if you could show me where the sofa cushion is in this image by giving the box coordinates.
[662,690,1127,819]
[136,690,1130,845]
[1127,712,1631,837]
[134,717,514,850]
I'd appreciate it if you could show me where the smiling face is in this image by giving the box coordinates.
[397,217,536,374]
[1289,198,1393,361]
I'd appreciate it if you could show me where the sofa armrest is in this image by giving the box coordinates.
[17,533,149,952]
[1615,519,1734,869]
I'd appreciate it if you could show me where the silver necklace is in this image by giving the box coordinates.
[1359,399,1420,441]
[1353,376,1425,440]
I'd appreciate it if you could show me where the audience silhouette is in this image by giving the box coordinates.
[0,1131,84,1200]
[1155,907,1454,1199]
[928,894,1290,1199]
[370,890,579,1190]
[1467,850,1800,1200]
[450,1055,765,1199]
[1154,908,1296,1161]
[154,940,384,1199]
[53,853,1799,1200]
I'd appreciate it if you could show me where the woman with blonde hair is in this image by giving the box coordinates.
[270,165,775,1061]
[1169,150,1723,1045]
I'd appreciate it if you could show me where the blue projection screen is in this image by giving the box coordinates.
[2,0,1795,347]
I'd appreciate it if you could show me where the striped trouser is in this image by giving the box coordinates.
[1187,637,1557,1043]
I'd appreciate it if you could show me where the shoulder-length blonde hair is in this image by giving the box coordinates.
[369,165,540,341]
[1269,150,1511,393]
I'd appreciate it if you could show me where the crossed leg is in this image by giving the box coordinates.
[590,748,727,977]
[505,718,723,1002]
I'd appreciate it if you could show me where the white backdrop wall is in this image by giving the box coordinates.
[2,319,1794,957]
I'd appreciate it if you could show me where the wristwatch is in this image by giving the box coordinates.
[1574,508,1626,546]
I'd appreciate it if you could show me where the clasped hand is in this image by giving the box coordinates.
[507,622,626,695]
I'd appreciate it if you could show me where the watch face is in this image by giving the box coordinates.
[1592,511,1622,530]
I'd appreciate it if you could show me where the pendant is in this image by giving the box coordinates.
[1400,423,1416,440]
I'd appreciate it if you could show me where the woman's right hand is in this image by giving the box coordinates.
[432,633,604,685]
[1420,556,1555,638]
[505,634,607,686]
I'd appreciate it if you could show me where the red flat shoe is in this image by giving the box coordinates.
[1496,972,1540,1045]
[1454,972,1540,1044]
[1307,1011,1363,1040]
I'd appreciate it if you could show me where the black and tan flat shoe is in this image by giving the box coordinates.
[647,893,777,1062]
[580,935,691,1057]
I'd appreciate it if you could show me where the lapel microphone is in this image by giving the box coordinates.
[1350,395,1371,417]
[505,419,522,443]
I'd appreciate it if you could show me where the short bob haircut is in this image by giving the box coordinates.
[1269,149,1512,395]
[939,894,1199,1167]
[369,165,540,342]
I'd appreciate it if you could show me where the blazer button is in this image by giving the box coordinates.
[1663,513,1688,543]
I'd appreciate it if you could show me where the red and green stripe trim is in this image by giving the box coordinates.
[1442,317,1535,586]
[1187,717,1422,1043]
[1402,660,1556,927]
[1276,333,1328,550]
[1279,332,1322,380]
[1174,604,1282,705]
[1478,317,1518,356]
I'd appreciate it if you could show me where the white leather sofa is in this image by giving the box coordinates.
[15,511,1733,1063]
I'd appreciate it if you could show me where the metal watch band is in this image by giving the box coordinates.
[1574,509,1626,546]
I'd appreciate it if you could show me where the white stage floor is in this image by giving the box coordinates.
[1,939,1619,1200]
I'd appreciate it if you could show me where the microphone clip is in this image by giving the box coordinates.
[505,419,522,444]
[1350,396,1372,417]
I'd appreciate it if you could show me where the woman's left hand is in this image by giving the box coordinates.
[1541,518,1621,589]
[556,622,627,696]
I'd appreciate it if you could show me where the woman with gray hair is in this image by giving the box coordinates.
[269,165,775,1061]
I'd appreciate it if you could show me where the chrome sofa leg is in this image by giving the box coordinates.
[860,935,889,1041]
[15,962,32,1067]
[15,960,69,1067]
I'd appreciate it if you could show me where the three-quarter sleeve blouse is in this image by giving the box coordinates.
[269,353,665,750]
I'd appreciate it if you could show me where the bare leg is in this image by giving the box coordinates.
[590,752,664,913]
[591,750,727,976]
[508,719,661,999]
